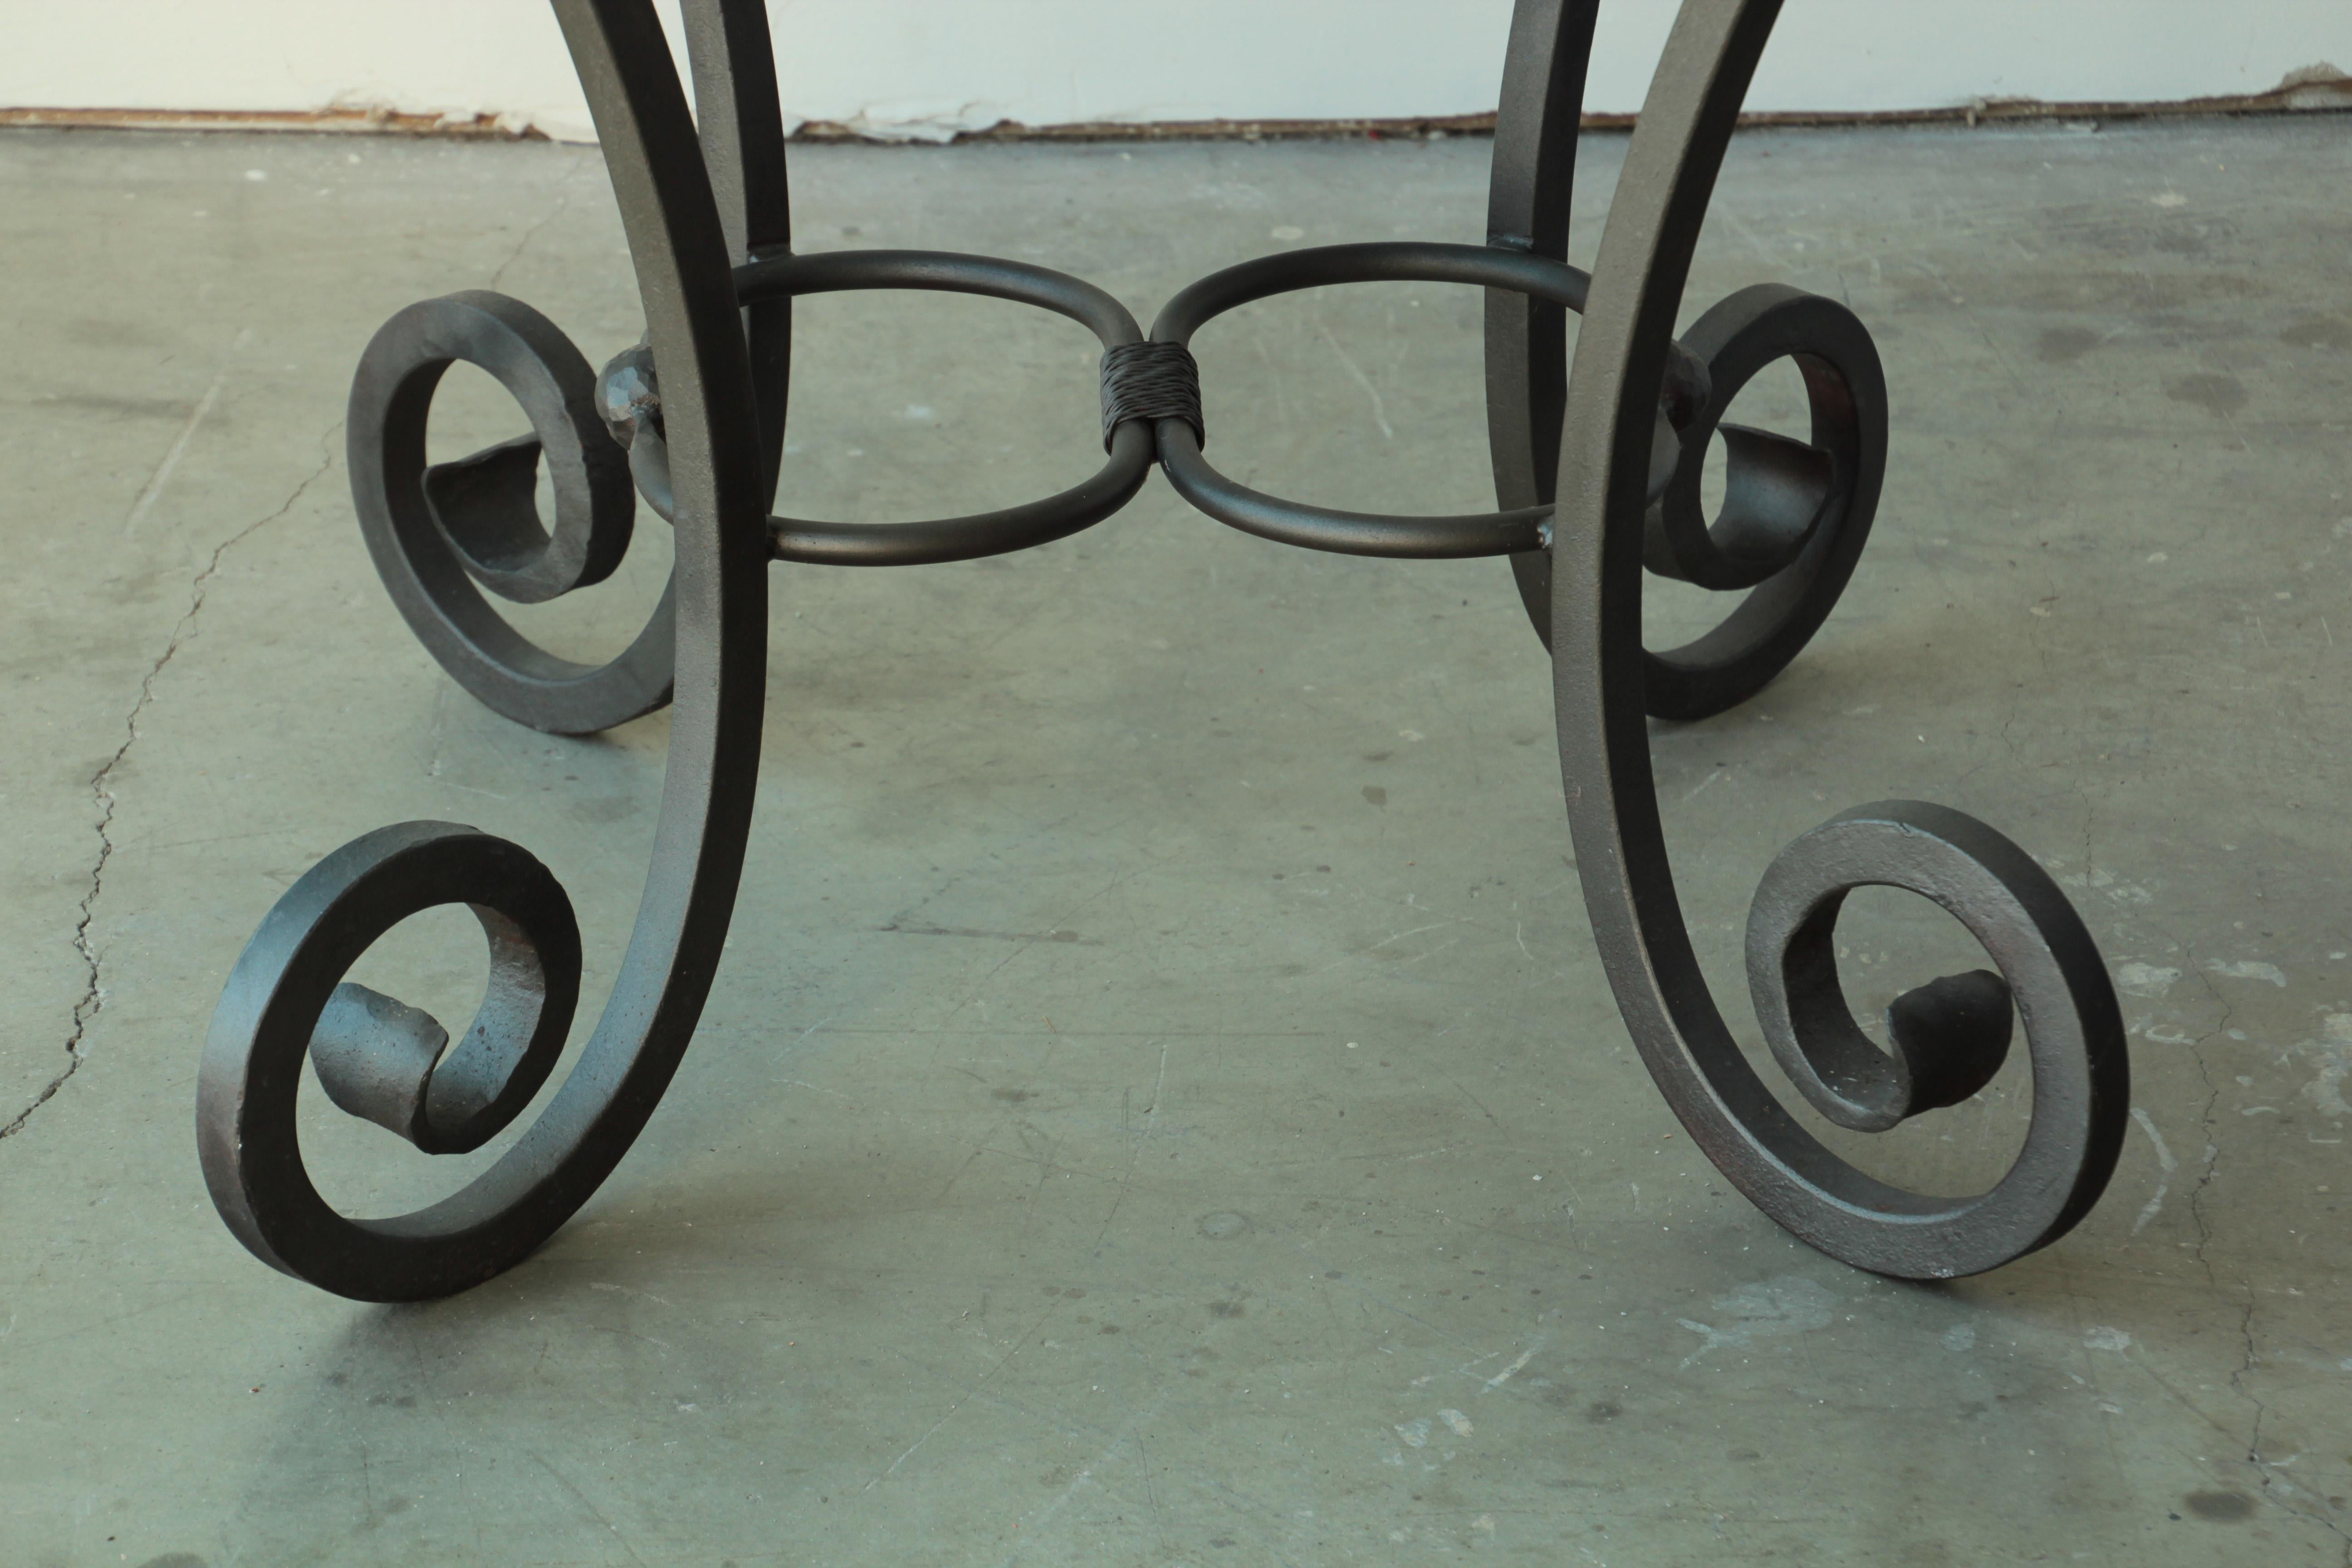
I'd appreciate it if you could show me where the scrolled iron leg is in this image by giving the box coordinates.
[1550,0,2129,1278]
[198,0,769,1301]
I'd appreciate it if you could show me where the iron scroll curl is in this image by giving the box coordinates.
[348,289,678,739]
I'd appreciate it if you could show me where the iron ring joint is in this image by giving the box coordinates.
[1146,242,1701,560]
[727,249,1156,566]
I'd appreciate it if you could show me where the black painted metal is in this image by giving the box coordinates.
[1151,240,1706,560]
[1486,0,1600,647]
[683,0,793,506]
[349,290,671,735]
[305,843,580,1157]
[1641,282,1886,720]
[200,0,2131,1301]
[737,249,1156,566]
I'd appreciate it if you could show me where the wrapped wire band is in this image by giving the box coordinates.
[1100,340,1205,453]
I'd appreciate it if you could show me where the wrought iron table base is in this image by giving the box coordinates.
[197,0,2130,1302]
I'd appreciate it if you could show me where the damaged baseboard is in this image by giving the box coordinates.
[804,66,2352,142]
[4,66,2345,145]
[0,105,545,138]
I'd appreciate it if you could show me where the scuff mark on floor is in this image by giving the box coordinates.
[2128,1106,2178,1234]
[1676,1275,1840,1369]
[122,331,247,540]
[2287,1014,2352,1118]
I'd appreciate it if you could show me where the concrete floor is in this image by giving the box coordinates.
[1,114,2349,1566]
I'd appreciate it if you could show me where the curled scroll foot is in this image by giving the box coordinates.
[197,823,592,1298]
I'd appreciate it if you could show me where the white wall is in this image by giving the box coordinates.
[2,1,2347,142]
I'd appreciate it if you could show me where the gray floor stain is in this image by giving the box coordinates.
[2166,371,2250,416]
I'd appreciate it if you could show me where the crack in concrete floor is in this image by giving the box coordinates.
[0,425,340,1144]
